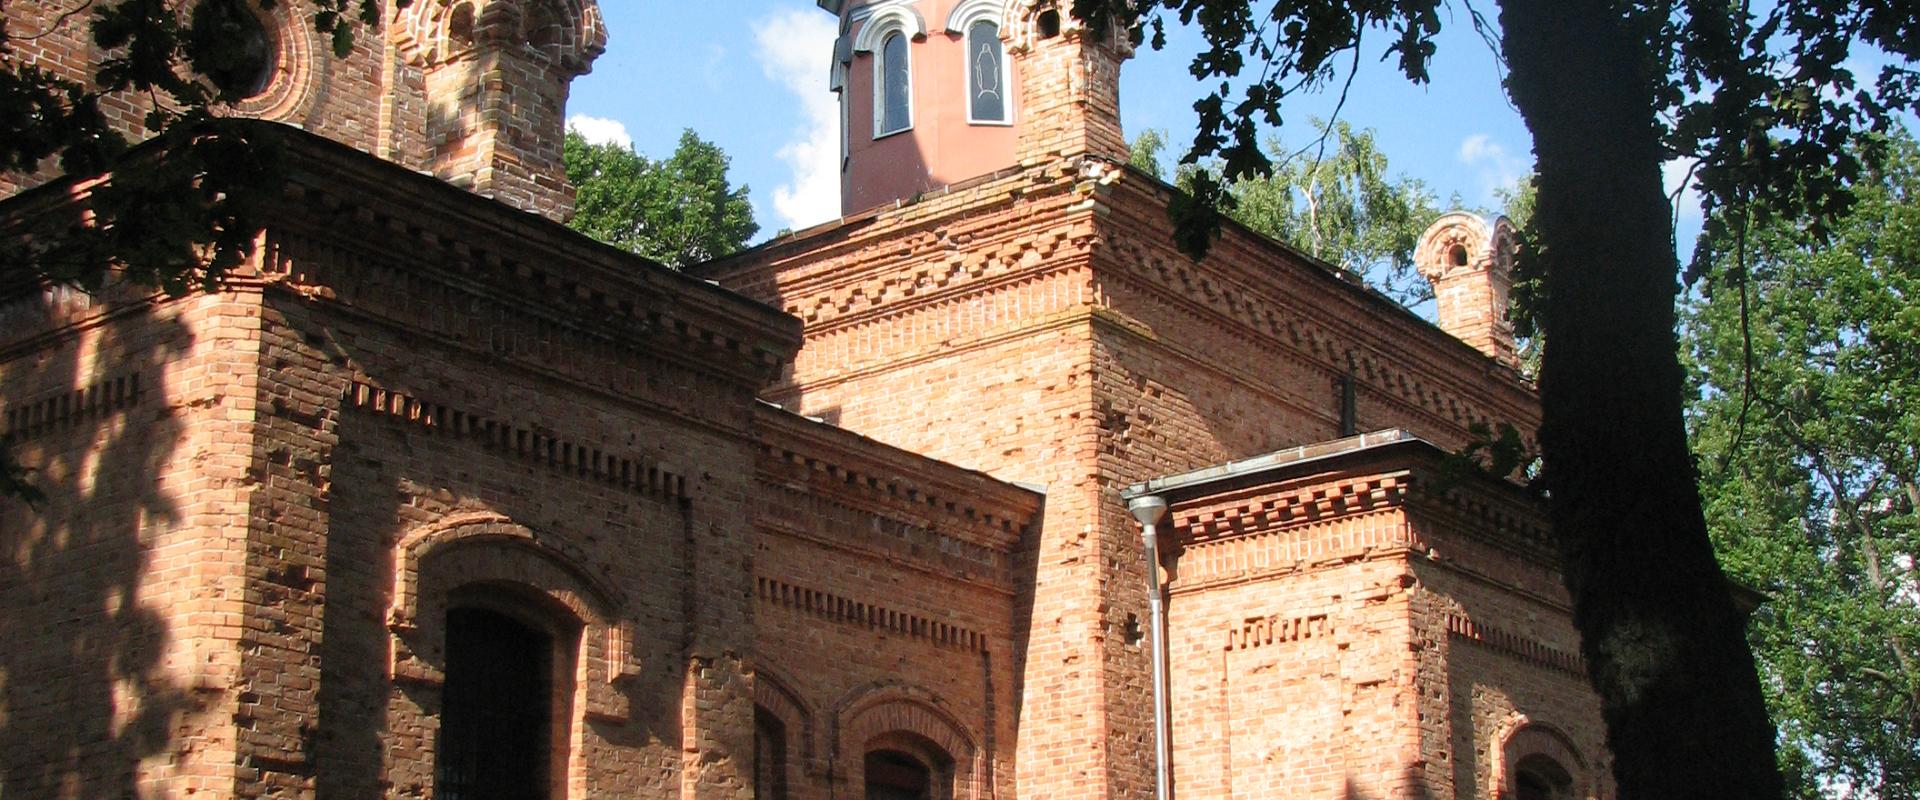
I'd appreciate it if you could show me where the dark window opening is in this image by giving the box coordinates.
[1514,754,1574,800]
[448,4,476,47]
[188,0,275,99]
[1037,10,1062,39]
[865,749,932,800]
[525,6,562,49]
[1449,243,1470,267]
[755,707,789,800]
[436,607,554,800]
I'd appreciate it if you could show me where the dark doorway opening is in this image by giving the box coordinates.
[435,607,554,800]
[866,749,933,800]
[755,706,789,800]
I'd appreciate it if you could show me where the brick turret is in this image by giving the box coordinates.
[1007,1,1131,165]
[1416,212,1521,367]
[394,0,606,220]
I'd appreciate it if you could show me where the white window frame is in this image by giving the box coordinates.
[852,5,925,140]
[830,34,852,165]
[873,31,913,138]
[946,0,1012,126]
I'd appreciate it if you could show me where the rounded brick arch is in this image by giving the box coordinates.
[388,512,637,720]
[753,667,818,769]
[1493,716,1594,800]
[160,0,324,123]
[1002,0,1132,55]
[838,688,988,800]
[395,0,606,73]
[1415,211,1519,282]
[944,0,1012,33]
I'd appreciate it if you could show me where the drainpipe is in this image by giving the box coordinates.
[1127,494,1172,800]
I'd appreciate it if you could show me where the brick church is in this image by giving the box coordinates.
[0,1,1612,798]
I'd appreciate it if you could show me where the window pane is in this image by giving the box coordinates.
[968,21,1006,122]
[880,33,911,134]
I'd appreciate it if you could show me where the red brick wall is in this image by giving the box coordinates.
[2,133,804,799]
[1407,508,1613,800]
[1156,456,1612,800]
[705,146,1548,798]
[0,286,269,798]
[1,0,598,218]
[749,406,1042,800]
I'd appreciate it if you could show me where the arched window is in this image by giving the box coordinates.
[966,21,1009,123]
[188,0,276,99]
[1513,754,1574,800]
[1036,9,1062,39]
[447,4,476,48]
[434,597,578,800]
[525,4,563,49]
[876,31,912,136]
[862,732,954,800]
[1500,722,1587,800]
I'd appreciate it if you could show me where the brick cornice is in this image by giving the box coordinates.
[754,403,1041,551]
[698,159,1097,313]
[1171,471,1415,545]
[1093,173,1540,445]
[1156,442,1553,571]
[0,122,803,391]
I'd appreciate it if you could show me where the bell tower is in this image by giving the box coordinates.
[823,0,1131,215]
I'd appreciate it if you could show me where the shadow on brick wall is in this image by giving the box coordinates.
[0,298,193,796]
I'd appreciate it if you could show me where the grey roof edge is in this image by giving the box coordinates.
[1121,429,1430,502]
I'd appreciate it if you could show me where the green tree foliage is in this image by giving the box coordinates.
[1068,1,1918,797]
[1128,129,1169,179]
[1226,121,1440,303]
[1132,122,1441,303]
[564,129,757,269]
[1688,131,1920,799]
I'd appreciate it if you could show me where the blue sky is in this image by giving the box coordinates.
[565,3,1698,239]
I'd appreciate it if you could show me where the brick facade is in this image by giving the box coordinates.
[1,1,1611,798]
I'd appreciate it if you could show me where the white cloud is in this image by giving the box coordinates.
[566,114,633,149]
[1663,157,1705,223]
[703,44,730,89]
[1457,134,1529,201]
[752,8,841,230]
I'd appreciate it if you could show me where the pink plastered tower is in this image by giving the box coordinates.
[825,0,1129,215]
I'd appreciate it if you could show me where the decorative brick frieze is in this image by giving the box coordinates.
[258,184,793,391]
[757,576,991,654]
[1,371,143,442]
[1172,473,1413,543]
[342,379,688,502]
[1225,612,1333,651]
[1173,510,1417,592]
[1446,612,1586,678]
[1096,171,1539,442]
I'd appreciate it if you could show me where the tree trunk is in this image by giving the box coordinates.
[1496,1,1784,797]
